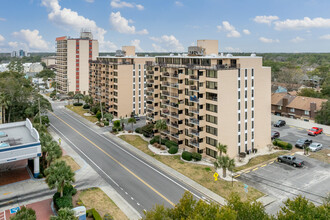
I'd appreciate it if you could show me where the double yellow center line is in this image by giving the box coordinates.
[50,111,175,206]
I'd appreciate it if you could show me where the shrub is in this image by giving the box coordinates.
[33,115,50,126]
[182,151,192,161]
[165,140,178,148]
[135,127,142,133]
[192,152,202,161]
[73,102,83,106]
[63,185,77,196]
[92,208,102,220]
[91,106,99,115]
[83,104,90,109]
[149,136,160,145]
[96,111,102,121]
[140,124,154,137]
[104,213,114,220]
[55,195,73,209]
[275,140,292,150]
[103,121,109,126]
[168,146,178,154]
[112,127,117,132]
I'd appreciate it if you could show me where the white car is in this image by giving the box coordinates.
[308,143,323,152]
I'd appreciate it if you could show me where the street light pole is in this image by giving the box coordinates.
[97,87,104,121]
[38,97,41,124]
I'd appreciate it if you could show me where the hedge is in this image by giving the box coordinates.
[73,102,83,106]
[87,208,102,220]
[103,121,109,126]
[191,152,202,161]
[182,151,192,161]
[83,104,90,109]
[53,194,73,210]
[104,213,114,220]
[273,139,292,150]
[165,140,178,148]
[135,127,142,134]
[168,146,178,154]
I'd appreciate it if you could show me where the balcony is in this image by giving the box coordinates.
[147,105,154,110]
[170,112,179,119]
[189,75,199,81]
[190,85,198,91]
[171,133,180,139]
[190,96,199,103]
[162,100,170,106]
[162,82,170,87]
[167,121,179,129]
[170,102,179,109]
[163,72,170,77]
[170,83,179,88]
[189,108,199,114]
[189,139,199,148]
[162,91,170,96]
[147,88,154,92]
[146,97,154,102]
[147,70,154,75]
[190,118,199,125]
[162,109,170,115]
[172,74,179,78]
[189,129,199,137]
[169,93,179,99]
[161,130,170,135]
[147,84,153,87]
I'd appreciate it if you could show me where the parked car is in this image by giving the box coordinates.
[307,127,323,136]
[134,115,140,121]
[308,143,323,152]
[295,138,312,149]
[271,131,280,140]
[277,155,304,167]
[274,120,286,127]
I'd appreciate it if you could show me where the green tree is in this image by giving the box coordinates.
[73,93,84,104]
[96,111,102,121]
[315,101,330,125]
[216,143,227,157]
[35,69,55,79]
[50,207,76,220]
[128,117,136,131]
[214,155,235,178]
[277,196,328,220]
[10,206,36,220]
[104,113,114,123]
[297,88,323,98]
[321,76,330,98]
[155,119,167,145]
[41,61,47,69]
[45,161,75,197]
[83,95,93,105]
[113,120,121,132]
[68,92,74,98]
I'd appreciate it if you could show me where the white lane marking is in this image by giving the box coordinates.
[131,197,134,200]
[125,192,128,195]
[50,124,143,218]
[60,110,204,201]
[137,203,140,206]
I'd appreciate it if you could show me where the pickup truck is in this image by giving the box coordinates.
[277,155,304,167]
[307,127,323,136]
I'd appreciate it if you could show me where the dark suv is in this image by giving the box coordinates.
[274,120,286,127]
[295,138,312,149]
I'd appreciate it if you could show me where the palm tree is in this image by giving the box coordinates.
[304,145,310,155]
[128,117,136,132]
[155,119,167,145]
[45,141,62,167]
[216,143,227,157]
[104,113,114,124]
[45,161,75,197]
[73,93,84,104]
[215,155,235,178]
[83,95,93,105]
[120,117,127,130]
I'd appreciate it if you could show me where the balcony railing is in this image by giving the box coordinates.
[170,112,179,119]
[190,129,199,137]
[190,96,199,103]
[162,82,170,86]
[189,108,199,114]
[190,118,199,125]
[190,85,198,91]
[189,140,199,147]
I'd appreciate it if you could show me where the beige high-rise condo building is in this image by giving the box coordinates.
[146,40,271,159]
[89,46,155,118]
[56,31,99,94]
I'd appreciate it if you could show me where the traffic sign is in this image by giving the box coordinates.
[244,184,248,193]
[10,207,20,214]
[213,172,219,181]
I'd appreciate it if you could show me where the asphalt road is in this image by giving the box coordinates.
[272,124,330,149]
[48,105,204,214]
[237,154,330,215]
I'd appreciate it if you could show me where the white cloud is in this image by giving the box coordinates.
[217,21,241,38]
[131,39,143,52]
[291,36,305,43]
[8,41,18,48]
[0,34,5,42]
[12,29,49,51]
[224,47,241,52]
[274,17,330,30]
[253,15,279,24]
[85,0,94,2]
[175,1,183,6]
[319,34,330,40]
[0,18,6,21]
[109,12,148,35]
[41,0,117,51]
[110,0,144,10]
[150,35,184,52]
[243,29,251,35]
[259,37,279,43]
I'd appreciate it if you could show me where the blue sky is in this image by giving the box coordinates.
[1,0,330,53]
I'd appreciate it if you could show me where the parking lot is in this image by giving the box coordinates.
[237,154,330,215]
[272,124,330,149]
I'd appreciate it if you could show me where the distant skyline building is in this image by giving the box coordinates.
[89,46,155,117]
[55,31,99,94]
[11,50,27,58]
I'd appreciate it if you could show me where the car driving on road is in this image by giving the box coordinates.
[295,138,312,149]
[308,143,323,152]
[307,127,323,136]
[274,120,286,127]
[277,155,304,167]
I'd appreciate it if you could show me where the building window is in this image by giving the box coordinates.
[252,121,254,129]
[238,113,240,121]
[290,108,295,113]
[206,125,217,136]
[206,148,217,158]
[206,103,217,113]
[252,110,254,119]
[304,110,309,115]
[238,102,240,110]
[245,69,247,77]
[238,135,241,143]
[278,106,282,110]
[245,133,247,141]
[206,115,217,124]
[245,101,247,109]
[252,69,254,77]
[238,91,240,99]
[238,124,241,132]
[238,69,240,78]
[206,70,217,78]
[245,80,247,88]
[206,137,217,147]
[238,80,240,88]
[206,81,217,90]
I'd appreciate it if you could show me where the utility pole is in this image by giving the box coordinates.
[98,87,104,121]
[38,97,41,124]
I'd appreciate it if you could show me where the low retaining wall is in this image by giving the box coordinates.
[271,115,330,134]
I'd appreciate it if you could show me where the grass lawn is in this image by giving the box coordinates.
[65,105,98,123]
[309,149,330,164]
[76,187,128,220]
[119,135,264,202]
[58,155,80,172]
[233,151,287,172]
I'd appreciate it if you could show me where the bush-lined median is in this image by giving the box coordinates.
[65,105,98,123]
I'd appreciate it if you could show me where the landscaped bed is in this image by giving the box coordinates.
[73,187,128,220]
[65,105,98,123]
[58,155,80,172]
[119,135,264,202]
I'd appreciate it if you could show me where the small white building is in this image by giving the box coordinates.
[0,119,41,177]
